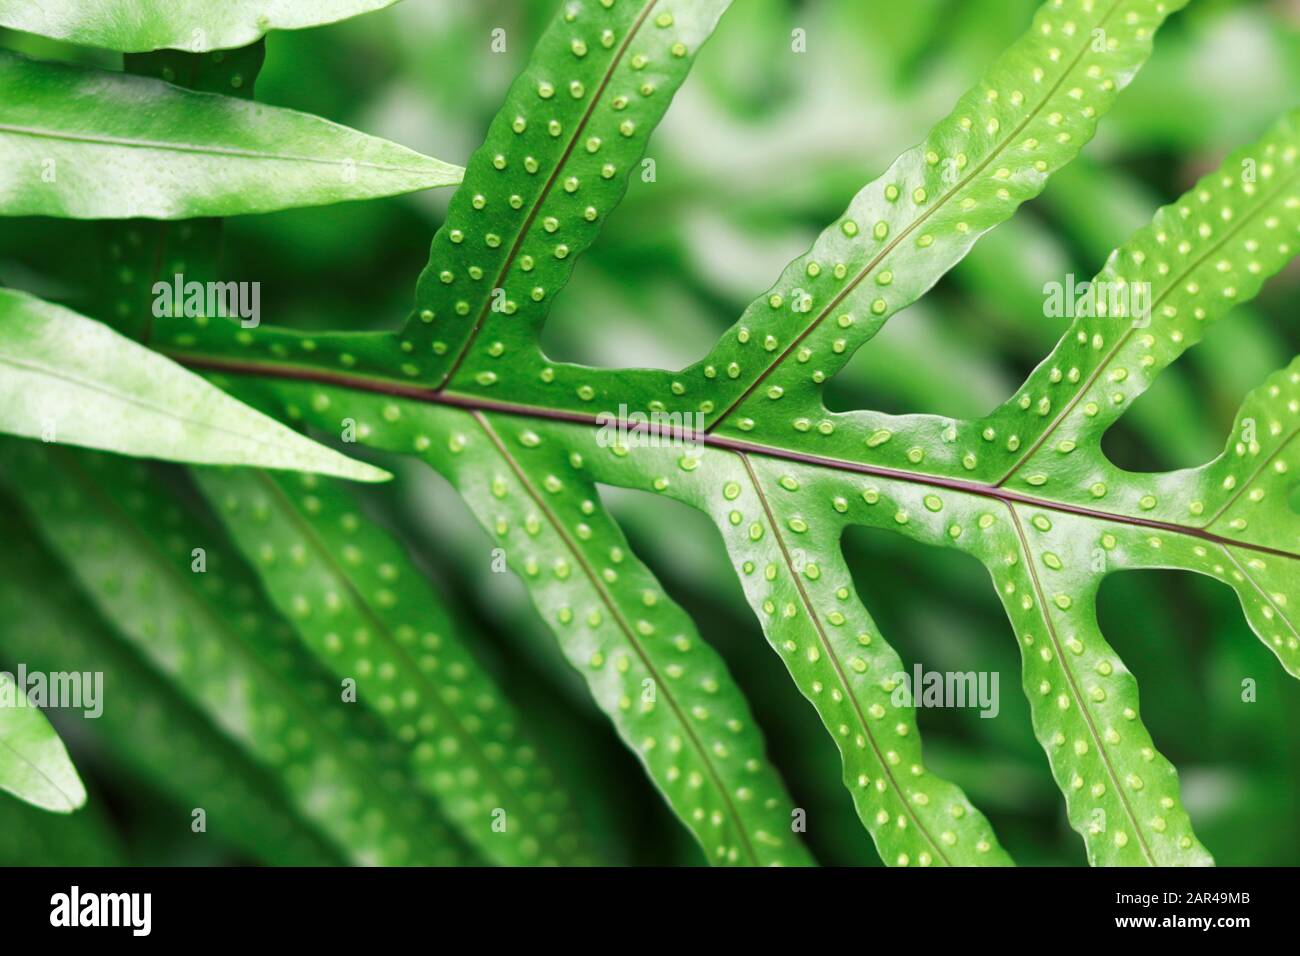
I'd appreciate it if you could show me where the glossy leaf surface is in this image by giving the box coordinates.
[26,0,1297,867]
[0,51,461,219]
[0,289,390,481]
[0,0,401,54]
[0,672,86,814]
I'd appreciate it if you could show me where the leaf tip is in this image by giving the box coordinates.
[335,460,394,483]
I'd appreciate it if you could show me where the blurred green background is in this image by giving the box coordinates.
[1,0,1298,866]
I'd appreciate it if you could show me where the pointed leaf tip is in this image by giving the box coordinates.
[0,51,464,219]
[0,673,87,814]
[0,288,392,483]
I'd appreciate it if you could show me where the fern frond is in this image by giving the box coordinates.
[154,0,736,385]
[404,0,733,387]
[192,465,603,865]
[1166,358,1300,676]
[176,110,1300,869]
[15,0,1296,869]
[404,403,813,866]
[0,444,473,865]
[986,109,1300,488]
[0,506,343,864]
[547,427,1015,865]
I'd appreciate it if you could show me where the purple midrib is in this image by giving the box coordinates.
[170,350,1300,564]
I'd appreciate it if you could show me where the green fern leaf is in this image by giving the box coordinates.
[0,672,86,814]
[1168,357,1300,675]
[0,289,390,481]
[152,0,1300,868]
[186,0,736,383]
[250,109,1294,864]
[192,465,603,865]
[136,0,815,866]
[0,50,461,218]
[415,0,1190,418]
[158,0,1188,864]
[237,394,814,865]
[0,505,344,864]
[0,444,473,865]
[0,0,401,53]
[402,0,733,387]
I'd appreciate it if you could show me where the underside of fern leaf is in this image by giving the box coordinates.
[2,0,1296,870]
[154,0,1300,866]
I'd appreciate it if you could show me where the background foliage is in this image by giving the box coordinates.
[1,0,1297,866]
